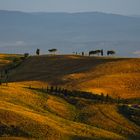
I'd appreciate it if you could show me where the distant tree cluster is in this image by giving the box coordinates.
[89,50,104,56]
[72,50,115,57]
[89,50,115,56]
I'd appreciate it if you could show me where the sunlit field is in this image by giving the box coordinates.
[0,54,140,140]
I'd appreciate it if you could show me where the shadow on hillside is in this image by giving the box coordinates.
[8,55,124,86]
[118,105,140,127]
[71,135,99,140]
[0,123,30,137]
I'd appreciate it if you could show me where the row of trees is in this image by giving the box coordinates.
[35,48,115,56]
[0,69,9,86]
[29,86,114,103]
[0,55,29,86]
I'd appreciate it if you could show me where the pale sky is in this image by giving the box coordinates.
[0,0,140,15]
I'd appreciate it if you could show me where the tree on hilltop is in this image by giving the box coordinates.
[48,49,57,55]
[36,48,40,55]
[107,50,115,56]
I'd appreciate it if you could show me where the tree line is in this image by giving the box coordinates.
[0,54,28,86]
[29,85,117,104]
[35,48,115,56]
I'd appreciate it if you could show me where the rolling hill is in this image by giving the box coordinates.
[0,54,140,140]
[8,55,140,99]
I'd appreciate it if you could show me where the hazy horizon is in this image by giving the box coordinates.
[0,11,140,57]
[0,0,140,16]
[0,1,140,57]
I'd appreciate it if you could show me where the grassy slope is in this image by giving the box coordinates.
[0,54,140,139]
[0,83,128,140]
[8,55,140,99]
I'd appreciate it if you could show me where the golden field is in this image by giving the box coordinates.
[0,54,140,140]
[8,55,140,99]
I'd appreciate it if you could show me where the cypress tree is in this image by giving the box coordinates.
[50,86,54,92]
